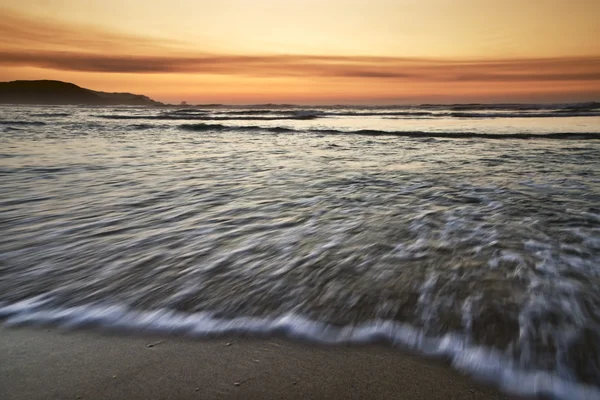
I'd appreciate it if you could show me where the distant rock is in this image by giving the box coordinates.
[0,80,164,106]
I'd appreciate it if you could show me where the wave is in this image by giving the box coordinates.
[556,102,600,112]
[211,110,433,118]
[179,123,600,139]
[371,111,599,118]
[29,113,71,117]
[180,123,294,133]
[90,105,600,121]
[169,102,599,112]
[159,109,600,119]
[0,120,46,126]
[95,114,320,121]
[446,111,600,118]
[0,299,598,400]
[126,123,164,130]
[213,109,299,116]
[322,111,599,118]
[169,108,210,114]
[420,102,600,112]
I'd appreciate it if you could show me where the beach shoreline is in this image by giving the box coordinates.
[0,325,519,400]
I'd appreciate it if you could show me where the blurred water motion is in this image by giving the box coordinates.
[1,104,600,399]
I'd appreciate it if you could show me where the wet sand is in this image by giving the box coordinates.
[0,326,516,400]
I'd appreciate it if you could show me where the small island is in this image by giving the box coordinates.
[0,80,164,106]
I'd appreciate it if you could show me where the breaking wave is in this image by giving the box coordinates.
[1,300,599,400]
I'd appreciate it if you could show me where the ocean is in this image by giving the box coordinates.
[1,103,600,399]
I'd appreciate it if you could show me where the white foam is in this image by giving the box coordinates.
[1,299,599,400]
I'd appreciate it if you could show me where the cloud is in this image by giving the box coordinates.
[0,8,599,84]
[0,8,183,53]
[1,50,599,84]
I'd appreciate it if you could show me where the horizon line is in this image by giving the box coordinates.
[1,79,599,107]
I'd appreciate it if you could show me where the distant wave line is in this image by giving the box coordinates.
[0,120,46,125]
[178,123,600,139]
[94,114,320,121]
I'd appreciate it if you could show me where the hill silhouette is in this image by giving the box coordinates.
[0,80,164,106]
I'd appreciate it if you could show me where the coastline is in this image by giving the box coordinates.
[0,326,515,400]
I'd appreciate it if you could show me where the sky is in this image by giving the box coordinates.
[1,0,599,104]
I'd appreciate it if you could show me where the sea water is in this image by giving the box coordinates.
[1,103,600,399]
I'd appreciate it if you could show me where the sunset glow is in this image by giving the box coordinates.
[1,0,599,104]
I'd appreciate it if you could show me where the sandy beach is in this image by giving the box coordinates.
[0,326,517,400]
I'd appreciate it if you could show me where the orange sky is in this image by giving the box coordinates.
[1,0,599,104]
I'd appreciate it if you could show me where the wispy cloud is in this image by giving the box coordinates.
[1,8,599,84]
[1,49,599,84]
[0,8,183,53]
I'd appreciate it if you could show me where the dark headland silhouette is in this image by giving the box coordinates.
[0,80,164,106]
